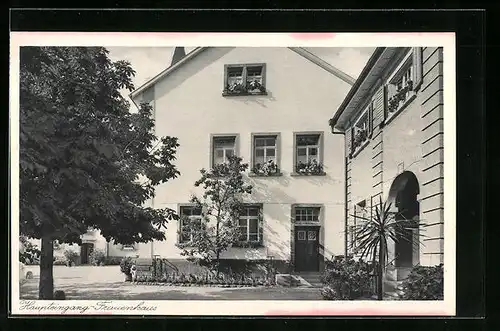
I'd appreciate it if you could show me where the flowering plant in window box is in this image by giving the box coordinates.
[232,241,264,248]
[296,159,325,175]
[224,83,247,95]
[388,80,413,113]
[223,81,266,95]
[246,80,266,93]
[352,129,368,152]
[252,159,280,176]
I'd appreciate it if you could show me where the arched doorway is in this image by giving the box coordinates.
[387,171,420,273]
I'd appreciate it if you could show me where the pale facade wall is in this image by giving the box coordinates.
[345,47,444,267]
[134,47,351,263]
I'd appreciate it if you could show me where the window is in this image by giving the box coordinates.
[121,244,136,251]
[294,133,324,175]
[386,51,416,116]
[295,206,321,222]
[251,134,280,176]
[238,205,262,242]
[223,64,267,96]
[212,136,237,166]
[350,102,373,157]
[179,205,203,244]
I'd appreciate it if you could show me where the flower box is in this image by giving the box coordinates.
[223,80,267,96]
[295,159,324,175]
[388,80,413,113]
[251,160,280,176]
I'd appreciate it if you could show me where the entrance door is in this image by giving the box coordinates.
[80,243,94,265]
[294,226,320,272]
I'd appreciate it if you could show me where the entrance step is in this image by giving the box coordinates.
[294,272,323,288]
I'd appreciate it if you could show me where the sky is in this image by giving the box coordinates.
[107,46,376,101]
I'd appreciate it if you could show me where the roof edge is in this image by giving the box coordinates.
[289,47,356,85]
[129,47,207,101]
[328,47,386,130]
[130,46,360,103]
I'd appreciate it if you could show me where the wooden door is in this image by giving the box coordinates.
[294,226,320,272]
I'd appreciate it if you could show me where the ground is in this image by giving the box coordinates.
[20,266,323,300]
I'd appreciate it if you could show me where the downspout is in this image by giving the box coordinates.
[330,125,347,258]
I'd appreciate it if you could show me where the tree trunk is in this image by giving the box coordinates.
[39,236,54,300]
[377,241,385,301]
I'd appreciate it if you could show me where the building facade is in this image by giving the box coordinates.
[329,47,445,283]
[128,47,354,273]
[36,47,356,272]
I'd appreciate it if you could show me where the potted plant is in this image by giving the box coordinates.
[296,159,324,175]
[246,80,266,94]
[252,159,279,176]
[120,257,135,282]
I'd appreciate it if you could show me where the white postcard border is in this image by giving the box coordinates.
[10,32,456,316]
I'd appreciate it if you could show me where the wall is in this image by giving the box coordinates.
[417,47,445,266]
[135,47,351,263]
[344,47,445,267]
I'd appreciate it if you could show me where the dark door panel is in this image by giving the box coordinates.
[294,226,320,272]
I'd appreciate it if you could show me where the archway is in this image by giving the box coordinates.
[387,171,420,270]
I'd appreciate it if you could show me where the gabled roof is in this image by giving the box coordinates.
[129,47,356,101]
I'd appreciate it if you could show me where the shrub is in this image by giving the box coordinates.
[63,250,79,266]
[120,257,135,276]
[89,249,106,266]
[399,264,444,300]
[103,256,123,265]
[320,255,375,300]
[19,236,40,264]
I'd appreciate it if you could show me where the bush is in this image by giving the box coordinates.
[89,249,106,266]
[320,255,375,300]
[120,257,135,276]
[103,256,123,265]
[399,264,444,300]
[63,250,79,266]
[19,236,40,264]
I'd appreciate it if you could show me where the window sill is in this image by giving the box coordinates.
[248,172,283,177]
[291,171,326,177]
[382,92,417,128]
[222,91,268,97]
[349,139,370,159]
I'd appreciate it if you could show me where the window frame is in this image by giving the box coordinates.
[237,204,263,244]
[209,134,240,168]
[292,131,325,176]
[250,132,282,177]
[121,244,137,251]
[177,204,204,245]
[384,49,418,125]
[349,100,374,158]
[291,204,323,225]
[223,63,267,96]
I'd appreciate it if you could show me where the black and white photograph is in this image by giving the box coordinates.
[11,32,456,316]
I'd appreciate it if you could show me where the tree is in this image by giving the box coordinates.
[19,47,180,299]
[350,196,422,300]
[178,156,253,277]
[19,235,41,264]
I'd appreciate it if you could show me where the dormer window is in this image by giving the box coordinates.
[223,64,267,96]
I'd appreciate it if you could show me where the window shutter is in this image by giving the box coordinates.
[350,127,355,157]
[368,102,374,137]
[382,85,388,124]
[412,47,423,91]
